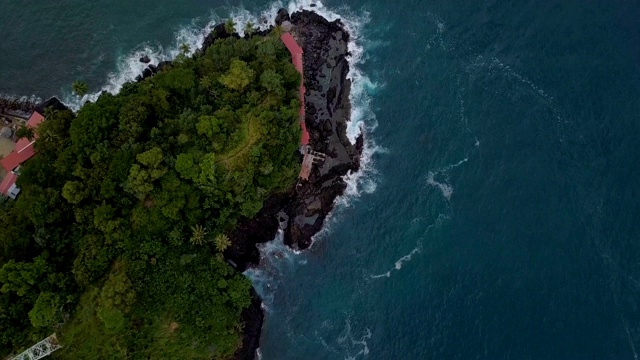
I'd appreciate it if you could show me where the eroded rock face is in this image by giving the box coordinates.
[285,10,362,250]
[226,11,362,359]
[227,9,361,263]
[233,288,264,360]
[275,8,291,26]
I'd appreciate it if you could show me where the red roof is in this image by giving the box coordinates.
[1,143,35,172]
[0,172,17,196]
[281,33,303,56]
[1,111,44,172]
[280,33,309,146]
[15,111,44,153]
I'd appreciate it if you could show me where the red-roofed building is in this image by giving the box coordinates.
[14,111,43,154]
[0,172,19,199]
[1,143,36,172]
[0,110,45,198]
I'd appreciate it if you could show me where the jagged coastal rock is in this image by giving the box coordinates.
[227,9,361,267]
[227,9,362,360]
[286,10,362,249]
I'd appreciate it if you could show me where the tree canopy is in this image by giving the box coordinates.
[0,30,301,359]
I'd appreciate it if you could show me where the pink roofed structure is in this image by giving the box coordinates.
[0,110,45,198]
[14,111,44,153]
[280,32,309,146]
[0,172,18,198]
[1,144,36,173]
[1,111,43,173]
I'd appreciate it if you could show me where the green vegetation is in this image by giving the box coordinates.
[71,80,88,96]
[15,125,35,141]
[0,30,301,359]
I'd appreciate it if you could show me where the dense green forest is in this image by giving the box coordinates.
[0,28,301,359]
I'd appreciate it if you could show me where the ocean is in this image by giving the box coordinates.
[2,0,640,359]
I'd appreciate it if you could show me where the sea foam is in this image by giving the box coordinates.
[57,0,381,308]
[63,1,382,211]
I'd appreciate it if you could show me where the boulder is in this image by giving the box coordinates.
[148,64,157,73]
[281,21,293,32]
[141,68,153,79]
[202,23,234,51]
[0,127,12,139]
[275,8,290,26]
[156,60,172,73]
[139,55,151,63]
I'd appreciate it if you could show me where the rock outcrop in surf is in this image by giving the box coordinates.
[225,9,362,360]
[227,9,361,269]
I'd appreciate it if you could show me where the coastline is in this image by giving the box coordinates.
[226,9,361,360]
[0,9,359,360]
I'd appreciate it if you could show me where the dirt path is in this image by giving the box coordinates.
[216,119,260,168]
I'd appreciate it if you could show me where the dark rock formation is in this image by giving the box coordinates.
[228,10,361,358]
[275,8,290,26]
[34,96,67,114]
[156,60,172,73]
[232,288,264,360]
[141,67,153,79]
[139,55,151,63]
[284,10,362,249]
[148,64,157,74]
[202,23,240,51]
[0,96,37,118]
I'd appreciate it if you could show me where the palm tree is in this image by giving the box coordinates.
[271,25,284,38]
[224,18,236,34]
[214,234,231,252]
[190,225,207,246]
[179,43,190,55]
[72,80,88,96]
[243,21,255,37]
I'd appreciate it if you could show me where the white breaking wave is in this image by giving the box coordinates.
[63,19,219,111]
[64,0,382,210]
[243,230,303,310]
[234,0,383,247]
[62,3,382,344]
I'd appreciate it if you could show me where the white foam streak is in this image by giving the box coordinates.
[243,230,305,310]
[337,319,372,360]
[426,171,454,200]
[425,157,468,201]
[370,214,449,279]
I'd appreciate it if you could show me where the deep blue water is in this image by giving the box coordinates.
[2,0,640,359]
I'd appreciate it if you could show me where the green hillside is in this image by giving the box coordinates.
[0,29,301,359]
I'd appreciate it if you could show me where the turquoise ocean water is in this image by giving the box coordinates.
[2,0,640,359]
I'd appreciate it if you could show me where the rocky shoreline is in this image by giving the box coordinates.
[3,9,360,359]
[226,9,362,360]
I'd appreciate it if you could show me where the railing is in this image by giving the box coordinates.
[10,334,61,360]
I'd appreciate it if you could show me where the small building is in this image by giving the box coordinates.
[0,171,19,199]
[0,110,45,199]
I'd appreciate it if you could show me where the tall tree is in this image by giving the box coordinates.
[72,80,89,96]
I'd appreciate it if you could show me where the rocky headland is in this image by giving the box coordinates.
[2,9,360,359]
[224,9,363,360]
